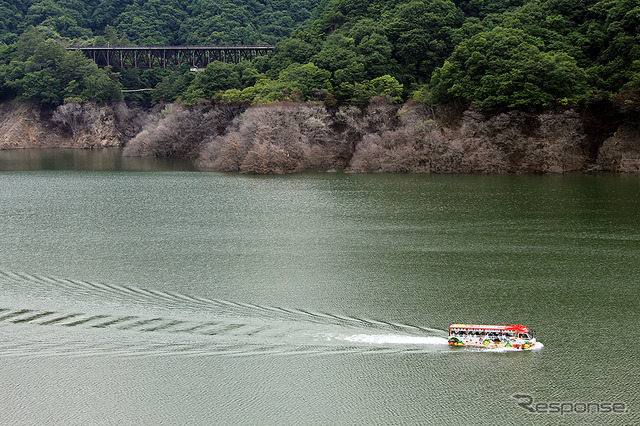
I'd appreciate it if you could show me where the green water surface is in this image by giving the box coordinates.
[0,149,638,425]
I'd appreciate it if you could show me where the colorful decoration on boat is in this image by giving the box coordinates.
[448,324,537,350]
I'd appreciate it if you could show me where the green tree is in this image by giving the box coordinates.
[153,67,196,102]
[112,0,193,46]
[385,0,465,84]
[183,61,241,104]
[349,75,404,103]
[264,37,318,76]
[312,35,363,73]
[6,27,122,104]
[456,0,525,19]
[277,62,332,99]
[59,50,122,102]
[588,0,640,93]
[431,27,589,106]
[241,78,304,104]
[357,32,397,80]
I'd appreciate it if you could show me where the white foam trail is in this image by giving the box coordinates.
[341,334,449,345]
[484,342,545,352]
[529,342,544,351]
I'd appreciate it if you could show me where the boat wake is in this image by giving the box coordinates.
[338,334,449,345]
[482,342,545,352]
[0,271,453,358]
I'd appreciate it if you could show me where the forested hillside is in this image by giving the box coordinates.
[0,0,638,107]
[0,0,328,103]
[0,0,326,45]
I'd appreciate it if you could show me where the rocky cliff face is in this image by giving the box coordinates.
[596,124,640,173]
[0,102,154,150]
[348,106,591,174]
[1,100,638,174]
[0,102,60,149]
[345,102,637,174]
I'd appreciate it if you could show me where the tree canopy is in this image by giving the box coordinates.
[0,0,638,107]
[430,27,589,106]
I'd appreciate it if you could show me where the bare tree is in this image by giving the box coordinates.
[123,103,246,159]
[197,103,349,174]
[52,102,84,143]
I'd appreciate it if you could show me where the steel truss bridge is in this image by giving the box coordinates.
[67,46,274,68]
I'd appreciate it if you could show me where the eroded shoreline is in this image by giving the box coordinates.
[1,100,638,174]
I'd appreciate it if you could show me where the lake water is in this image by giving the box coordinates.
[0,149,638,424]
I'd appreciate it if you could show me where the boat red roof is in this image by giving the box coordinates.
[449,324,530,332]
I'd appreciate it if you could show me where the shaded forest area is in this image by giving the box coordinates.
[0,0,639,106]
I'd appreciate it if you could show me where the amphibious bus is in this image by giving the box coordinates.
[448,324,537,349]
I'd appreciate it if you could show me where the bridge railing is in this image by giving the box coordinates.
[68,46,275,68]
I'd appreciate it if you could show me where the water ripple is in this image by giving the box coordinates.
[0,271,461,358]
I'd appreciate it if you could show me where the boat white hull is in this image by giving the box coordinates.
[448,337,537,350]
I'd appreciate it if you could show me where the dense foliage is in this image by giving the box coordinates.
[430,27,589,106]
[0,0,325,45]
[0,0,638,106]
[0,26,122,103]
